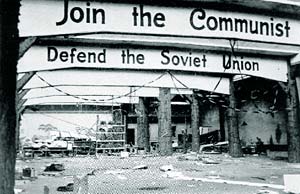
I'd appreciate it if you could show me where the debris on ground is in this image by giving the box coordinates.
[164,171,193,180]
[44,186,50,194]
[159,165,174,172]
[87,169,98,176]
[256,189,279,194]
[177,154,200,161]
[185,168,202,172]
[138,186,166,191]
[22,167,35,177]
[116,175,128,180]
[44,163,65,172]
[40,172,63,177]
[206,175,221,179]
[14,188,25,194]
[202,158,220,164]
[57,183,74,192]
[132,164,148,170]
[251,176,266,181]
[104,169,125,175]
[120,151,129,158]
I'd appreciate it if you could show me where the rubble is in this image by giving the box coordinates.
[104,169,125,175]
[202,158,220,164]
[164,171,193,180]
[57,183,74,192]
[132,164,148,170]
[256,189,279,194]
[44,163,65,172]
[159,164,174,172]
[116,175,128,180]
[14,188,24,194]
[120,151,129,158]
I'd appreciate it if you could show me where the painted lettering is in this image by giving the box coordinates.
[190,8,290,37]
[56,0,105,26]
[47,47,106,63]
[223,55,259,71]
[161,50,206,68]
[132,5,165,27]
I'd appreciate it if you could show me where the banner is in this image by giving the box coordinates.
[19,0,300,45]
[19,45,288,81]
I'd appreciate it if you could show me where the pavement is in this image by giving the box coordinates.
[14,153,300,194]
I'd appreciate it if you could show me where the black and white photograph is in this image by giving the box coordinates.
[1,0,300,193]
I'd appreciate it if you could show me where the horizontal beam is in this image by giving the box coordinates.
[23,69,230,94]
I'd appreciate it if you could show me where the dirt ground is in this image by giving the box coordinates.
[15,153,300,194]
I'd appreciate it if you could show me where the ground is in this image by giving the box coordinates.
[15,153,300,194]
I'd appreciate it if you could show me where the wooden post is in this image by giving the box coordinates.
[296,77,300,104]
[137,97,150,152]
[219,106,226,142]
[286,62,300,163]
[191,92,200,152]
[227,77,243,157]
[0,1,19,194]
[158,88,172,156]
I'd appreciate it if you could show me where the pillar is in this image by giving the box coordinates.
[158,88,172,156]
[137,97,150,152]
[191,92,200,152]
[286,62,300,163]
[0,1,19,194]
[227,77,243,157]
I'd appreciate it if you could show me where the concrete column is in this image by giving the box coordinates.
[158,88,172,156]
[227,77,243,157]
[191,92,200,152]
[137,97,150,152]
[286,62,300,163]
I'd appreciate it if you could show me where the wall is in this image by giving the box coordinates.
[238,101,287,146]
[128,123,191,145]
[202,105,220,133]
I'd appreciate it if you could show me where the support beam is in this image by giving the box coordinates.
[291,53,300,66]
[19,37,37,58]
[17,99,26,111]
[17,106,26,115]
[227,77,243,157]
[278,82,288,94]
[17,89,29,102]
[137,97,150,152]
[17,72,35,92]
[158,88,172,156]
[0,1,19,194]
[286,61,300,163]
[191,92,200,152]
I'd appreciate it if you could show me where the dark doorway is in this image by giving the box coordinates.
[126,128,135,146]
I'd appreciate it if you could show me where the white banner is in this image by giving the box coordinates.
[19,0,300,45]
[19,45,288,81]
